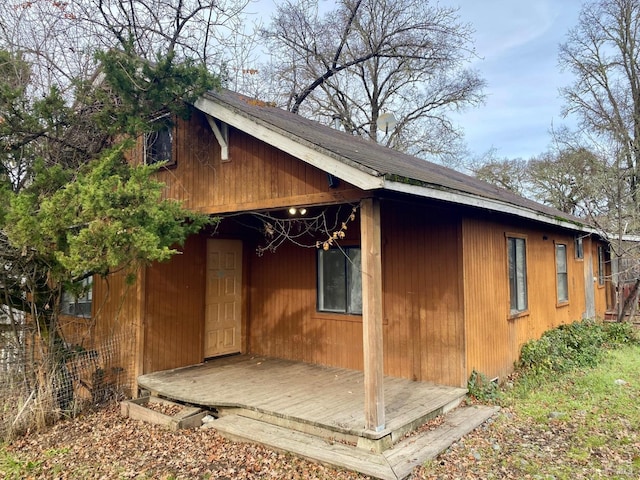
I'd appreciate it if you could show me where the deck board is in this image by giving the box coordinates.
[138,354,467,439]
[209,405,500,480]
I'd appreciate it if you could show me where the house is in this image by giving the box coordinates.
[70,88,610,433]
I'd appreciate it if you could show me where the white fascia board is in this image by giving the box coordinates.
[607,233,640,242]
[194,98,384,191]
[384,179,597,234]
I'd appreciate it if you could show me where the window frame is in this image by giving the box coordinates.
[60,277,93,318]
[597,245,606,286]
[574,236,584,260]
[555,242,569,305]
[316,246,362,316]
[507,234,528,317]
[144,118,177,168]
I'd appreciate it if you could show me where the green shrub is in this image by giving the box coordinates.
[517,319,606,376]
[602,321,639,347]
[467,370,499,402]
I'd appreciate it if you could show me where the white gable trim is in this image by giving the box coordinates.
[194,97,384,191]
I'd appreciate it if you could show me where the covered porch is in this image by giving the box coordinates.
[137,354,468,451]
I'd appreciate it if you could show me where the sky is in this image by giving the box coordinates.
[253,0,585,161]
[441,1,584,160]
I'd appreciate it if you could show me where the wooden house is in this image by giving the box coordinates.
[73,89,610,433]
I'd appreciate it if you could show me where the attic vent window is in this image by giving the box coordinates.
[145,120,176,167]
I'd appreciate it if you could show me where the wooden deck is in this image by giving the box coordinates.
[137,354,467,450]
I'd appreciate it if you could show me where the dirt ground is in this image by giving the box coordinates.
[6,404,371,479]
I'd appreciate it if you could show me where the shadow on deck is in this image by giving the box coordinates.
[137,354,467,451]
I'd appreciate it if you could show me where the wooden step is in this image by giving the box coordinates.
[209,413,397,479]
[384,404,500,479]
[208,404,499,480]
[216,407,363,447]
[214,387,468,452]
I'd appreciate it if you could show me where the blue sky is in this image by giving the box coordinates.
[444,1,584,160]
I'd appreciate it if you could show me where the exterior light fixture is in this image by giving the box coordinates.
[299,208,307,215]
[288,207,297,215]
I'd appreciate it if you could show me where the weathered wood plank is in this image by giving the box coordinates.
[384,405,500,480]
[211,415,397,480]
[361,197,385,432]
[209,405,499,480]
[137,355,466,441]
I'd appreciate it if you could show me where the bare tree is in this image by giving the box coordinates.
[471,155,530,196]
[559,0,640,216]
[261,0,485,162]
[559,0,640,320]
[528,147,605,216]
[0,0,252,98]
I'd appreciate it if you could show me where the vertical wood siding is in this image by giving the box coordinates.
[247,199,465,387]
[88,267,144,393]
[103,114,610,389]
[143,235,206,373]
[144,111,363,213]
[87,235,206,389]
[381,200,465,386]
[462,217,600,381]
[247,226,365,372]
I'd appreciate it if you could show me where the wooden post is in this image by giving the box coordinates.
[360,197,385,432]
[133,266,147,397]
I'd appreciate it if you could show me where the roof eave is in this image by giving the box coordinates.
[194,93,598,235]
[384,179,596,234]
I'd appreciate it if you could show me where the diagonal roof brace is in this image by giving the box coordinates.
[205,115,229,162]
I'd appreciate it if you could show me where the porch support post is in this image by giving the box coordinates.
[133,265,147,397]
[360,197,385,432]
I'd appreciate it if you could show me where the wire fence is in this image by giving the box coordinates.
[0,323,133,441]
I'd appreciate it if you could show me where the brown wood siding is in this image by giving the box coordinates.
[247,238,365,372]
[143,112,363,214]
[247,199,465,387]
[143,234,206,373]
[462,217,593,381]
[88,234,206,389]
[88,268,144,393]
[381,200,465,387]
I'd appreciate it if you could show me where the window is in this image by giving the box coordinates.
[556,243,568,303]
[574,236,584,259]
[317,247,362,314]
[61,277,93,318]
[145,123,175,166]
[507,236,528,314]
[597,245,606,286]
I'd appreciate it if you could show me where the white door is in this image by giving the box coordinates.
[205,239,242,357]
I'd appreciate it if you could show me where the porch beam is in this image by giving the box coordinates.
[360,197,385,432]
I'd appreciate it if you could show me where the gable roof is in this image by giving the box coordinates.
[194,89,590,233]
